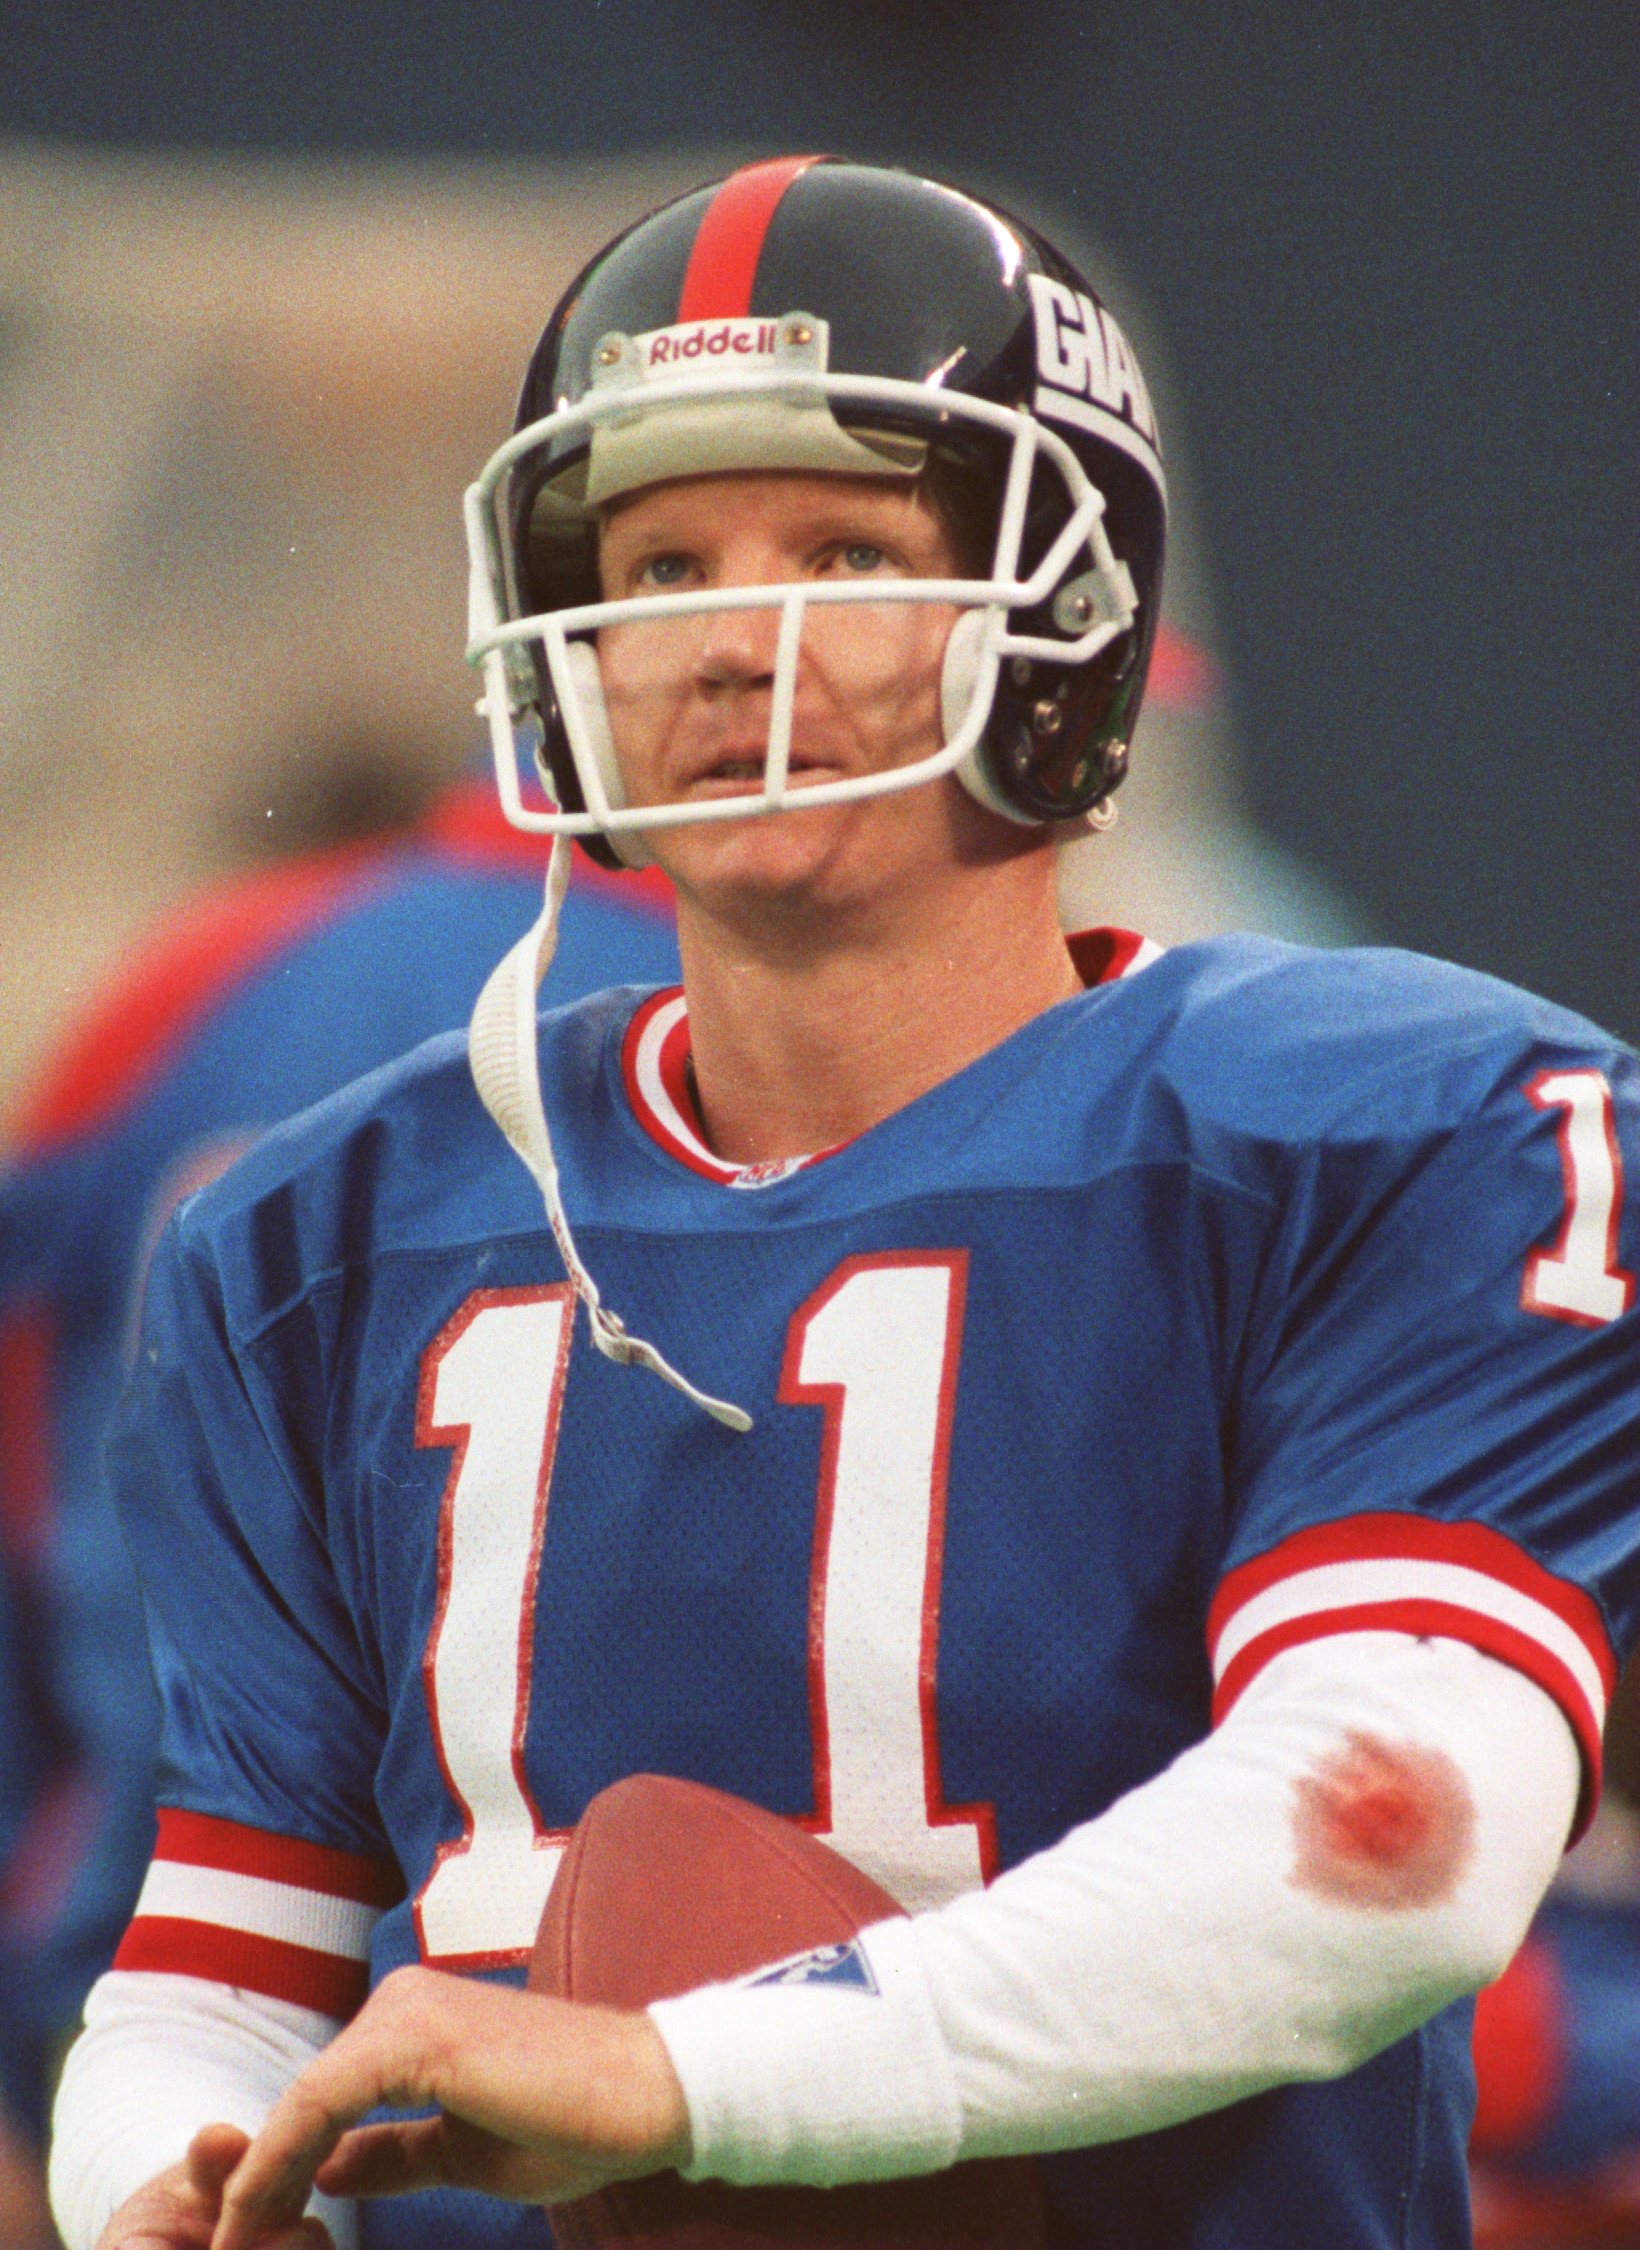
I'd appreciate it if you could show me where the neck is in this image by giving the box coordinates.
[673,845,1080,1165]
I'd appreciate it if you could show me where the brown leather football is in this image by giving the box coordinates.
[531,1773,1046,2249]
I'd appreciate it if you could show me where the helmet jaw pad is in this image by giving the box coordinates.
[545,637,654,872]
[942,608,1035,826]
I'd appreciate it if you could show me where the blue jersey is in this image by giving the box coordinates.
[110,933,1640,2249]
[0,787,678,2131]
[0,1554,57,2128]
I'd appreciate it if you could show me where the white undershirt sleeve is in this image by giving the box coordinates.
[48,1971,355,2250]
[652,1632,1579,2187]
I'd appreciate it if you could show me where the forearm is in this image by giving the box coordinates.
[654,1634,1579,2186]
[49,1971,354,2250]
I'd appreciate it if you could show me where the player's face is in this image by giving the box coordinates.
[595,471,982,910]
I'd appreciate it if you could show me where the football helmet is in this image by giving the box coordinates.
[464,156,1167,870]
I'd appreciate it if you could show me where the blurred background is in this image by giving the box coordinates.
[0,4,1632,2245]
[0,0,1632,1110]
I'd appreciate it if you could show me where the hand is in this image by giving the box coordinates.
[97,2126,332,2248]
[210,1967,691,2250]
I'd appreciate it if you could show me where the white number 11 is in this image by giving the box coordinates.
[413,1254,991,1966]
[1523,1070,1634,1327]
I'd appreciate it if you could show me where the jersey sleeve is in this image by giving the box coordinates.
[1212,1042,1640,1829]
[107,1205,401,2015]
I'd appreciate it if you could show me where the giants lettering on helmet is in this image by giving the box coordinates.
[637,317,781,374]
[1026,273,1158,446]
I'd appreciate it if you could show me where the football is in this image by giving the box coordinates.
[531,1773,1046,2249]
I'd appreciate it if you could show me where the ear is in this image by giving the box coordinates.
[558,640,653,872]
[941,610,1035,827]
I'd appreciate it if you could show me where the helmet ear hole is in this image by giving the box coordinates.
[557,641,653,872]
[943,610,1035,827]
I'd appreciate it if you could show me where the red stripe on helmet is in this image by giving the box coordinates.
[677,156,825,322]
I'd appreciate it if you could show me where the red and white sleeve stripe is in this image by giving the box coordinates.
[113,1810,401,2017]
[1208,1513,1617,1825]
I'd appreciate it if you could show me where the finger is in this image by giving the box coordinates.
[209,1966,482,2249]
[210,2085,353,2250]
[186,2124,251,2202]
[312,2121,445,2200]
[317,2116,607,2206]
[209,2196,336,2250]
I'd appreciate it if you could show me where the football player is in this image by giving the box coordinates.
[49,159,1640,2250]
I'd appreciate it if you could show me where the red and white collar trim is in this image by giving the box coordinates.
[621,990,820,1188]
[621,927,1161,1188]
[1066,926,1164,987]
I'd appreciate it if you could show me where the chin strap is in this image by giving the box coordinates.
[468,835,753,1433]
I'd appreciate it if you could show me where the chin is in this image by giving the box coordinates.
[655,803,864,912]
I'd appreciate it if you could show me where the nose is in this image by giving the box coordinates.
[694,595,784,691]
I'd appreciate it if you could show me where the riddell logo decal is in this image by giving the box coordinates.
[1025,273,1157,444]
[641,318,780,372]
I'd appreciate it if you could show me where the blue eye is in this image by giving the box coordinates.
[842,543,886,573]
[641,552,692,587]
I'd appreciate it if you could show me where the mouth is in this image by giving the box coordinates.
[686,749,847,794]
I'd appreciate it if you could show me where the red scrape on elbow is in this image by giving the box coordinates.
[1290,1731,1476,1910]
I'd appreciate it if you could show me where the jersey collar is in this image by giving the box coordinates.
[620,926,1162,1188]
